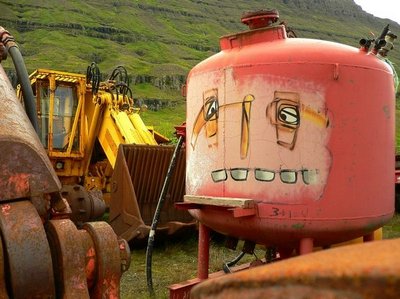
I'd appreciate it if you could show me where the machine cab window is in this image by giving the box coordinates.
[36,81,79,152]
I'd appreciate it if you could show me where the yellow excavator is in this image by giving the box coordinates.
[21,64,194,242]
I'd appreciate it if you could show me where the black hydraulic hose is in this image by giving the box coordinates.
[86,62,101,94]
[146,136,184,298]
[109,65,129,86]
[223,251,246,274]
[8,44,39,133]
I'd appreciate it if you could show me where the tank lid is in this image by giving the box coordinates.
[241,9,279,30]
[220,9,285,50]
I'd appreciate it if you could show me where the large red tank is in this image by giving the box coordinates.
[185,10,395,253]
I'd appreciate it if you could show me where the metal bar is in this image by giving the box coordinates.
[299,237,314,255]
[198,223,210,280]
[66,77,84,155]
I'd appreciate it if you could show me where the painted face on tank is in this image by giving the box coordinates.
[186,70,332,203]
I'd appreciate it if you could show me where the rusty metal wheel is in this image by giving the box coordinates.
[0,201,55,298]
[46,219,90,298]
[82,222,122,298]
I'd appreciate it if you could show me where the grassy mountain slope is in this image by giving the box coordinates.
[1,0,399,78]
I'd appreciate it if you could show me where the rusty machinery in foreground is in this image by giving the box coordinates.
[0,27,130,298]
[169,9,399,298]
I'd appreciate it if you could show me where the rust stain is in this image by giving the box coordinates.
[1,204,10,216]
[3,173,30,196]
[119,242,126,250]
[101,276,119,299]
[85,247,96,278]
[71,275,86,290]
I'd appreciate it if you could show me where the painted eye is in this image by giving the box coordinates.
[230,168,249,181]
[302,169,318,185]
[278,106,299,125]
[204,97,219,121]
[280,170,297,184]
[211,169,227,182]
[255,169,275,182]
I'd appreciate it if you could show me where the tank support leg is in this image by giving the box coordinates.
[363,232,375,242]
[198,223,210,280]
[299,237,314,255]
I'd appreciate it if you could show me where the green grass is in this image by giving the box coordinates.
[120,233,266,299]
[383,213,400,239]
[133,84,183,101]
[140,102,186,140]
[121,237,198,299]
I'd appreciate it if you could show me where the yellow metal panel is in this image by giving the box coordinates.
[128,113,158,145]
[97,109,124,168]
[112,110,145,145]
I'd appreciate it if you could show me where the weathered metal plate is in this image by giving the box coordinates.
[109,144,195,242]
[0,66,61,200]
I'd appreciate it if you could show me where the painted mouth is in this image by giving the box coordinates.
[211,168,319,185]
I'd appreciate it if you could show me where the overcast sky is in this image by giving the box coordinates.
[354,0,400,24]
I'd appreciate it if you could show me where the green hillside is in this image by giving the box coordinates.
[1,0,399,137]
[1,0,399,79]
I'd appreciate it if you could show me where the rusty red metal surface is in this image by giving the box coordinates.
[46,219,129,298]
[191,238,400,299]
[185,10,395,251]
[0,65,61,201]
[109,144,195,242]
[79,230,97,290]
[46,219,90,298]
[169,278,203,299]
[0,201,55,298]
[83,222,122,298]
[197,223,210,280]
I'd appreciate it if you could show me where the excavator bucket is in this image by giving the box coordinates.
[109,144,195,243]
[0,67,61,199]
